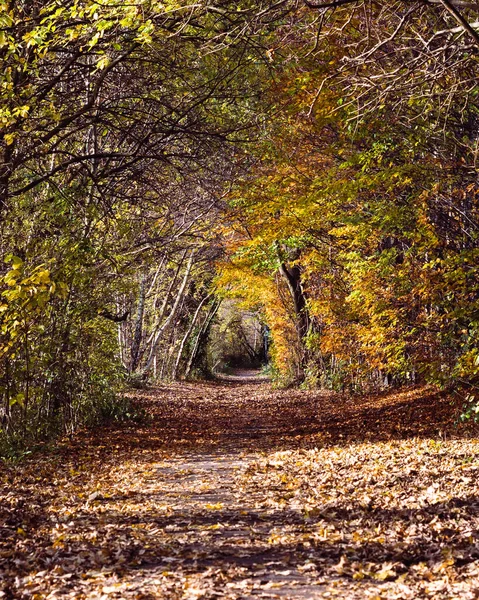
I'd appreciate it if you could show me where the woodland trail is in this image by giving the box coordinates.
[2,378,479,599]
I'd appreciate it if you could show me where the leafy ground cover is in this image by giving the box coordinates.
[1,376,479,599]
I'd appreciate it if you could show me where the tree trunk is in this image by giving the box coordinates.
[184,299,220,379]
[172,291,213,380]
[278,262,309,341]
[141,250,196,375]
[130,274,147,372]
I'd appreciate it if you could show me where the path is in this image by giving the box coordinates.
[2,378,479,599]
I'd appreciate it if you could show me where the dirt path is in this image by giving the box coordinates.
[2,380,479,599]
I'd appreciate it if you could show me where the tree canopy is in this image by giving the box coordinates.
[1,0,479,448]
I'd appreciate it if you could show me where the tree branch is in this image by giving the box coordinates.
[303,0,362,8]
[437,0,479,46]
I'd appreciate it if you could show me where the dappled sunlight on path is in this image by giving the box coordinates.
[2,382,479,598]
[214,369,270,385]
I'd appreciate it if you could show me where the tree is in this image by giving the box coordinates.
[217,14,479,391]
[0,0,294,444]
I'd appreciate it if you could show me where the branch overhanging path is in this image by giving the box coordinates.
[2,376,479,599]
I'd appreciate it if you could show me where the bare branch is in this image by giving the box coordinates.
[303,0,362,8]
[437,0,479,45]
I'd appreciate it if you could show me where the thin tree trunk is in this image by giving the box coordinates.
[146,250,187,345]
[172,291,213,380]
[141,250,196,375]
[184,299,220,379]
[130,274,147,372]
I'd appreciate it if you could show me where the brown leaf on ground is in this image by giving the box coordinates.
[1,375,479,599]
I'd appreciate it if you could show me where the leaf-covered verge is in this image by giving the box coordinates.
[1,378,479,599]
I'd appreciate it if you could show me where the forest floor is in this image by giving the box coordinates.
[2,375,479,599]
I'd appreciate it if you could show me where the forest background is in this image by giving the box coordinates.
[1,0,479,453]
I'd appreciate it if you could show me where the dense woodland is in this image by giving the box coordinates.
[1,0,479,449]
[4,3,479,598]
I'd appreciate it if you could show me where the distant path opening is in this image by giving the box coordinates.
[214,367,270,384]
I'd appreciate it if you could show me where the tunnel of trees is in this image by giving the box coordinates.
[208,302,268,374]
[1,0,479,450]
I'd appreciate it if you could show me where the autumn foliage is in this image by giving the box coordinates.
[2,0,479,448]
[217,22,479,397]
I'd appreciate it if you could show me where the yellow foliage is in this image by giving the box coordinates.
[216,263,299,379]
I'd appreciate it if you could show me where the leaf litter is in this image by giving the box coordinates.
[1,378,479,599]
